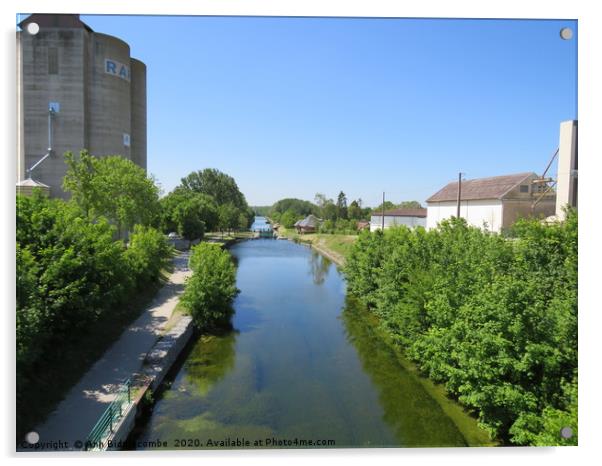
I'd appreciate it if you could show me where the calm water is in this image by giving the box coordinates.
[135,233,474,449]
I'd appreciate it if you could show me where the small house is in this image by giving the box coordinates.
[295,214,321,234]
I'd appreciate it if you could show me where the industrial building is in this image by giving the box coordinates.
[425,120,577,233]
[17,14,147,198]
[370,208,427,232]
[425,172,556,233]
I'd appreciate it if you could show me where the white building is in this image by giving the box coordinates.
[426,172,556,233]
[370,208,427,232]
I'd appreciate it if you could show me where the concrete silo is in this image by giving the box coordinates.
[16,14,147,199]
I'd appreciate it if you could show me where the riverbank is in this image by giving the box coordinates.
[272,225,356,267]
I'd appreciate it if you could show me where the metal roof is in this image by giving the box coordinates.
[372,208,427,218]
[426,172,535,203]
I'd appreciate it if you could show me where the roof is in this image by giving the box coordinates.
[296,214,321,228]
[372,208,427,218]
[18,14,94,32]
[16,178,49,188]
[426,172,535,203]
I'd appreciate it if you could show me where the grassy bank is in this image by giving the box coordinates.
[274,225,357,266]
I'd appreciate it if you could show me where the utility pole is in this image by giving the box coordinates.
[382,191,385,230]
[456,172,462,218]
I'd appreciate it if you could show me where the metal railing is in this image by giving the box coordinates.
[84,378,131,451]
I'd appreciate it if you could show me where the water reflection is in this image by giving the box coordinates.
[308,249,331,285]
[340,297,467,447]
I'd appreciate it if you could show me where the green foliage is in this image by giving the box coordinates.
[125,225,174,288]
[63,151,161,237]
[180,168,248,210]
[182,243,239,332]
[16,191,174,431]
[218,203,241,232]
[270,198,318,218]
[160,189,219,235]
[344,212,578,445]
[280,209,301,228]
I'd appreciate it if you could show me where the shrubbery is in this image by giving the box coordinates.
[16,191,173,425]
[344,212,577,445]
[181,242,239,332]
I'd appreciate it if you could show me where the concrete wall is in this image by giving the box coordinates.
[130,59,147,171]
[370,215,426,232]
[555,120,578,219]
[86,33,132,161]
[427,200,504,232]
[502,198,556,230]
[19,28,88,199]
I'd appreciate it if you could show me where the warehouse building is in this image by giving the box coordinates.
[17,14,147,198]
[370,208,427,232]
[425,172,556,233]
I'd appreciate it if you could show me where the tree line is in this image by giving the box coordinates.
[344,213,577,446]
[262,192,423,234]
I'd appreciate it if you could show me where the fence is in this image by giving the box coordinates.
[84,379,131,451]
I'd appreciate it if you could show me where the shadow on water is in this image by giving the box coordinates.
[340,297,468,447]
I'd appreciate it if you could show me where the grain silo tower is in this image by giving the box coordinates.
[16,14,147,198]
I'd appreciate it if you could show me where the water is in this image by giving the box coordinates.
[250,216,272,232]
[134,233,481,449]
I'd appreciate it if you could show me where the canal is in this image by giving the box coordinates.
[135,228,489,448]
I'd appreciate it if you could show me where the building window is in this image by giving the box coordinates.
[48,47,58,75]
[519,184,529,193]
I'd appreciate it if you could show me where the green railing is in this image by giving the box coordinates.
[84,378,131,451]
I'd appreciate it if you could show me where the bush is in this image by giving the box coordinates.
[125,225,174,288]
[344,212,577,445]
[182,243,239,331]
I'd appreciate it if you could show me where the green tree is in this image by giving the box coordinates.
[182,243,239,332]
[348,200,362,220]
[280,209,299,229]
[218,203,240,234]
[336,191,348,219]
[161,189,219,234]
[179,168,248,210]
[399,200,423,209]
[63,150,160,237]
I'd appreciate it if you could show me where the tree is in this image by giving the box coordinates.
[270,198,318,218]
[218,203,240,234]
[280,209,299,228]
[336,191,348,219]
[182,243,239,332]
[180,168,248,210]
[63,150,160,238]
[160,189,218,235]
[348,200,362,220]
[399,200,423,209]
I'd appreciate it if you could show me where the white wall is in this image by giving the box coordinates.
[370,215,426,232]
[426,200,504,232]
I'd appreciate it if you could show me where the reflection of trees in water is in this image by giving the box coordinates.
[341,297,467,447]
[308,250,332,285]
[184,330,238,397]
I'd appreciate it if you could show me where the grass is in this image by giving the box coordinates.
[274,225,358,265]
[16,269,172,440]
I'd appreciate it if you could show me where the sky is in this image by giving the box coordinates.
[66,16,577,206]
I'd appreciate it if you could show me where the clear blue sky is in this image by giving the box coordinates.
[79,15,577,207]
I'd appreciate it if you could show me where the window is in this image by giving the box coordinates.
[48,47,58,75]
[519,184,529,193]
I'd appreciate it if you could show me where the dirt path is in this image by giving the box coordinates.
[29,252,192,451]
